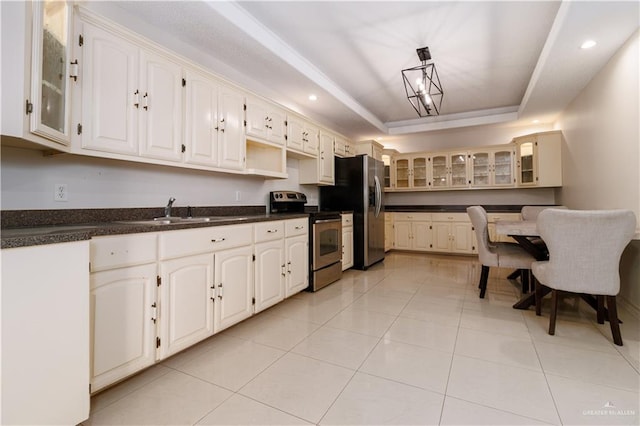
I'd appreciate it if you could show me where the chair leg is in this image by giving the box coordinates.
[534,277,542,316]
[549,289,558,335]
[479,265,490,298]
[507,270,521,280]
[596,295,605,324]
[520,269,530,294]
[606,296,623,346]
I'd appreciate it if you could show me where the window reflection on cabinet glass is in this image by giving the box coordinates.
[40,0,68,133]
[494,151,513,185]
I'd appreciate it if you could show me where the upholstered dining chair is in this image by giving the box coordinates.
[532,209,636,346]
[467,206,537,298]
[521,205,567,221]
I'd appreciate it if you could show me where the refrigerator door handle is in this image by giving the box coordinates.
[374,175,382,218]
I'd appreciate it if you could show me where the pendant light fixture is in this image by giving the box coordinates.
[402,47,443,117]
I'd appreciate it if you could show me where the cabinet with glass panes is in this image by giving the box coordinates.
[470,148,514,187]
[429,151,469,189]
[392,154,428,190]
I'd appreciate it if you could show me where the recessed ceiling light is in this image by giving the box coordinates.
[376,137,383,141]
[308,94,317,101]
[532,119,540,124]
[581,40,596,49]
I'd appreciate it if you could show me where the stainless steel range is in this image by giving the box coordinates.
[269,191,342,291]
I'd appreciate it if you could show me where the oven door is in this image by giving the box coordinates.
[313,218,342,270]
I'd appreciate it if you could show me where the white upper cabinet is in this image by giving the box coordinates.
[285,112,318,158]
[79,22,138,155]
[217,83,247,170]
[184,68,245,170]
[513,131,562,187]
[470,147,515,187]
[1,0,76,150]
[80,21,184,160]
[298,128,334,185]
[138,50,183,162]
[30,0,74,145]
[245,96,286,146]
[430,151,470,189]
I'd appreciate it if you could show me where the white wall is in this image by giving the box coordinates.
[554,30,640,314]
[0,147,319,210]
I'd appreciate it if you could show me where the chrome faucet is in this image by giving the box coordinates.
[164,197,176,217]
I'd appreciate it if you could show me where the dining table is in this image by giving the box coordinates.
[495,219,618,319]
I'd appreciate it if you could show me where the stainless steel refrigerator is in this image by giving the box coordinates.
[320,154,385,269]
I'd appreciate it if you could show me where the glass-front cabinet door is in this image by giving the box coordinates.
[394,156,410,189]
[412,156,428,189]
[30,0,74,145]
[449,152,469,188]
[431,154,448,188]
[516,137,537,186]
[471,152,490,186]
[470,149,514,187]
[493,149,514,186]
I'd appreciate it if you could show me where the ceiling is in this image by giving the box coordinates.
[111,1,639,145]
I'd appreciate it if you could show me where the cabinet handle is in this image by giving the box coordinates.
[287,261,292,274]
[210,284,215,301]
[151,302,157,323]
[211,237,226,243]
[133,90,140,109]
[281,264,286,276]
[69,59,79,81]
[267,229,278,233]
[294,225,304,230]
[218,283,223,299]
[143,92,149,110]
[219,118,225,133]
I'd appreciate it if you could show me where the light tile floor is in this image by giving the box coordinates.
[85,252,640,425]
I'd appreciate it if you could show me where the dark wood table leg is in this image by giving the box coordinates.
[513,286,550,310]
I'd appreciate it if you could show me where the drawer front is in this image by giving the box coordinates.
[431,212,468,222]
[255,221,285,243]
[341,213,353,228]
[285,218,308,237]
[91,233,157,272]
[393,212,431,222]
[159,224,253,259]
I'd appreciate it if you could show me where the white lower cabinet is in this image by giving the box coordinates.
[431,213,475,254]
[393,213,431,251]
[2,241,90,425]
[91,263,158,391]
[215,245,254,331]
[390,212,476,255]
[158,253,215,360]
[285,234,308,296]
[254,239,285,312]
[342,213,354,270]
[89,219,307,392]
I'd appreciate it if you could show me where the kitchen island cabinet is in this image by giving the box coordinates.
[2,241,90,425]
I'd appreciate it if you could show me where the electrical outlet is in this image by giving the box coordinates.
[54,184,68,202]
[235,190,241,201]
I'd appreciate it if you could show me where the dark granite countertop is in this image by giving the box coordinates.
[384,205,534,213]
[1,206,308,249]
